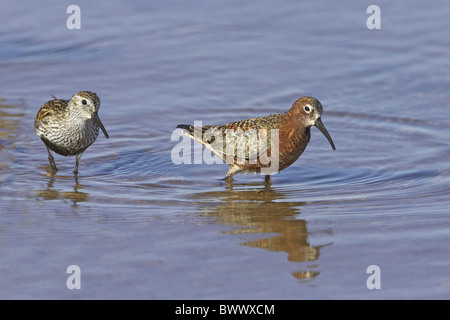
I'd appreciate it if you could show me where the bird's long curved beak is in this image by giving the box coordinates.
[314,117,335,150]
[92,112,109,139]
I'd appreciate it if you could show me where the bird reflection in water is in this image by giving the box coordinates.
[192,180,332,281]
[36,172,89,208]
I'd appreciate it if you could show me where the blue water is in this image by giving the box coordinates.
[0,0,449,299]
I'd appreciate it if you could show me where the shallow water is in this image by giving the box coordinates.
[0,1,449,299]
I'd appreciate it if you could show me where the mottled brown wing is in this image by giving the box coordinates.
[34,99,69,133]
[202,113,286,160]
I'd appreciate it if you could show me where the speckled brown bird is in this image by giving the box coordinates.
[34,91,109,174]
[177,97,335,181]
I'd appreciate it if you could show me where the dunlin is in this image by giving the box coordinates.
[34,91,109,174]
[177,97,335,181]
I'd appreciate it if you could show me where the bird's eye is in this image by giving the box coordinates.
[82,99,87,105]
[304,106,311,113]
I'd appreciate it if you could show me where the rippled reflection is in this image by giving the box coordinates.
[0,98,24,172]
[36,174,89,207]
[192,181,331,280]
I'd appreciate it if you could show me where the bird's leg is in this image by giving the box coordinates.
[223,166,242,182]
[264,175,271,183]
[46,146,57,171]
[74,152,83,175]
[223,175,234,182]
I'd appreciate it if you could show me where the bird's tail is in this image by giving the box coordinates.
[176,124,194,133]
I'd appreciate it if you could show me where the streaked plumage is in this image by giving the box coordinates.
[34,91,109,174]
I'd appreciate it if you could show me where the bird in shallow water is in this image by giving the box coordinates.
[34,91,109,174]
[177,96,335,182]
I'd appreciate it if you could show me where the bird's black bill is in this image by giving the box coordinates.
[93,112,109,139]
[314,117,335,150]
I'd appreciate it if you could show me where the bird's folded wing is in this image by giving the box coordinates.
[178,113,286,161]
[204,126,272,161]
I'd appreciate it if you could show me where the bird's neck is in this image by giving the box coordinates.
[275,114,311,168]
[280,112,310,145]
